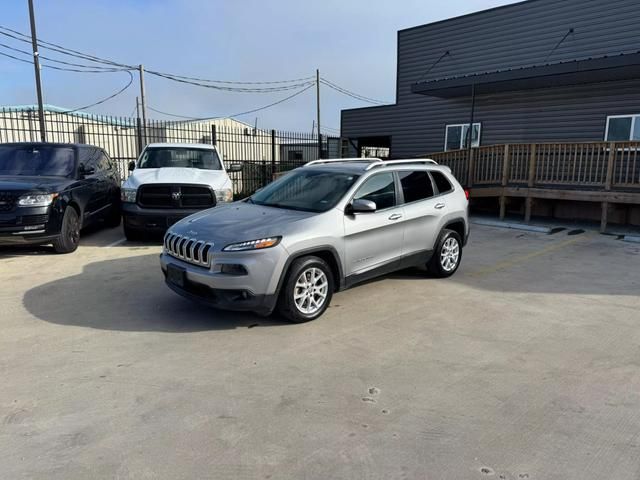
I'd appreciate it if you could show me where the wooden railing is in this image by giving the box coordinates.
[425,141,640,230]
[427,142,640,190]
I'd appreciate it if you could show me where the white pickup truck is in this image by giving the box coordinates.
[120,143,240,240]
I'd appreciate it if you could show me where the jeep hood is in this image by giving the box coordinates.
[124,167,230,189]
[170,201,316,249]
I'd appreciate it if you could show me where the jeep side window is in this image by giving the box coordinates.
[398,170,435,203]
[353,173,396,210]
[431,171,453,195]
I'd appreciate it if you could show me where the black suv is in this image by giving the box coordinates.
[0,142,121,253]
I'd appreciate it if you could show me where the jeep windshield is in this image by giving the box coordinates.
[138,147,222,170]
[0,145,75,177]
[249,169,360,213]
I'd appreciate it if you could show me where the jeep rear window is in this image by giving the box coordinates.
[249,169,360,213]
[138,148,222,170]
[0,145,75,177]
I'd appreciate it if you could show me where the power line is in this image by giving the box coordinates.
[0,24,316,89]
[0,41,131,72]
[320,77,388,104]
[58,70,134,113]
[0,48,125,73]
[0,25,133,68]
[145,70,315,93]
[147,83,314,121]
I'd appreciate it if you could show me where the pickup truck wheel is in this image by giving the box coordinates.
[427,229,462,278]
[124,224,144,242]
[277,256,334,323]
[52,207,81,254]
[104,204,121,228]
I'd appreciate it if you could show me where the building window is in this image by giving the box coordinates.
[287,150,303,161]
[444,123,481,151]
[605,115,640,141]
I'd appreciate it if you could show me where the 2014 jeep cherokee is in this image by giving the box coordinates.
[160,158,469,323]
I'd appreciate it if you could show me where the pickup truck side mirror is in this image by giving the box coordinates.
[128,161,136,171]
[347,199,377,214]
[227,163,243,172]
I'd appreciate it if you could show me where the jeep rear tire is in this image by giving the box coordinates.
[277,256,334,323]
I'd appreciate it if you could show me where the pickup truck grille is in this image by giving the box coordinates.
[164,232,213,268]
[138,184,215,209]
[0,192,17,212]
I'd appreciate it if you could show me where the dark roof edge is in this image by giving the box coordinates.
[398,0,537,34]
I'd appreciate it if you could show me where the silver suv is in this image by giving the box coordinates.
[160,158,469,323]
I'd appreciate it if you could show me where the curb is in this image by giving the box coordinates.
[470,218,552,234]
[623,235,640,244]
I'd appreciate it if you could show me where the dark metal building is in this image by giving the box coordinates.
[341,0,640,157]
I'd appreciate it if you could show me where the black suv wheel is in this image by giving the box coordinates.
[52,207,81,254]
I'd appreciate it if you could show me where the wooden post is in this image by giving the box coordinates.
[524,143,537,223]
[601,142,616,232]
[499,144,510,220]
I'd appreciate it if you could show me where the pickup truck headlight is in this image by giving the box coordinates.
[223,236,281,252]
[121,188,137,203]
[215,188,233,203]
[17,193,58,207]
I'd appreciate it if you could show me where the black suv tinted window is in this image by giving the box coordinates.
[399,170,434,203]
[354,173,396,210]
[431,171,453,194]
[97,152,112,172]
[0,145,75,177]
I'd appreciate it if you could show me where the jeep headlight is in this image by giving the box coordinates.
[17,193,58,207]
[215,188,233,203]
[121,188,137,203]
[223,237,281,252]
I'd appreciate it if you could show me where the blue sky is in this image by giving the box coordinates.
[1,0,517,131]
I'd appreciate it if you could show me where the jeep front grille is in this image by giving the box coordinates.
[164,232,213,268]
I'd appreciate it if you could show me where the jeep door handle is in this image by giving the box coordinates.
[388,213,403,220]
[434,203,446,210]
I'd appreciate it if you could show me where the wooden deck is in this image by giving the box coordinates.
[426,142,640,231]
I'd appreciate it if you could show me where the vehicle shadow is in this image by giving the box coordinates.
[23,253,290,332]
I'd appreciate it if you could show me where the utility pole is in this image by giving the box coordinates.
[28,0,46,142]
[135,96,140,119]
[138,65,148,141]
[316,69,322,159]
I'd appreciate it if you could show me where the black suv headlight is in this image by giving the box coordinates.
[17,193,58,207]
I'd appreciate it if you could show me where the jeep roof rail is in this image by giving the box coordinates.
[365,159,438,170]
[304,158,382,167]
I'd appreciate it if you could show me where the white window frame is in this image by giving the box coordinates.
[604,114,640,141]
[444,123,481,151]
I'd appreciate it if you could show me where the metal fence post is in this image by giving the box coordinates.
[211,124,217,146]
[271,129,277,181]
[135,117,144,156]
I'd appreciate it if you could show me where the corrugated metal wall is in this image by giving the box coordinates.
[341,0,640,156]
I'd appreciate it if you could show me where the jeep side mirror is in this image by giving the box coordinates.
[128,161,136,171]
[227,163,243,172]
[348,199,377,214]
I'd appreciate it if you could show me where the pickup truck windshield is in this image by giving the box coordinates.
[138,148,222,170]
[250,169,360,213]
[0,145,75,177]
